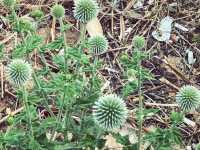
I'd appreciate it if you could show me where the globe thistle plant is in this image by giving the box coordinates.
[7,59,32,86]
[132,35,145,49]
[88,35,108,54]
[51,4,65,19]
[93,94,128,131]
[73,0,99,23]
[176,85,200,112]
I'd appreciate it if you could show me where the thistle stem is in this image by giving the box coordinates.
[32,71,55,117]
[137,52,143,150]
[77,23,86,44]
[22,86,33,137]
[59,18,68,74]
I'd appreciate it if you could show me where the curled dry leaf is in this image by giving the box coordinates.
[152,16,173,42]
[104,134,123,150]
[86,17,103,37]
[119,124,138,144]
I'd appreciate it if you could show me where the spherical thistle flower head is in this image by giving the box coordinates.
[132,35,145,49]
[51,4,65,19]
[2,0,16,8]
[31,9,44,20]
[93,94,128,131]
[88,35,108,54]
[176,85,200,112]
[7,59,32,86]
[73,0,99,23]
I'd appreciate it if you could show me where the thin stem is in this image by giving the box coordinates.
[50,18,69,141]
[11,7,19,29]
[59,18,68,73]
[32,71,55,117]
[91,56,98,90]
[137,51,143,150]
[22,86,33,137]
[77,23,86,44]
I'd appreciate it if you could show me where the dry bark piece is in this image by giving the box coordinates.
[104,134,123,150]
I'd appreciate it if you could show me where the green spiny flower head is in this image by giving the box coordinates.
[2,0,16,8]
[132,35,145,49]
[73,0,99,23]
[93,94,128,131]
[7,59,32,86]
[88,35,108,54]
[176,85,200,112]
[51,4,65,19]
[31,9,44,20]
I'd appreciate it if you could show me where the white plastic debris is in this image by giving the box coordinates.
[152,16,174,42]
[134,0,144,9]
[148,0,154,5]
[124,27,132,36]
[100,80,110,93]
[186,146,192,150]
[183,117,196,127]
[174,23,189,32]
[186,49,196,65]
[0,24,3,30]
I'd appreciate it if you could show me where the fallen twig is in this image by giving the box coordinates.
[145,102,178,107]
[0,107,24,124]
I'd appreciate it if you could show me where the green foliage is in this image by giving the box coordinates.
[12,34,43,58]
[196,143,200,150]
[73,0,99,23]
[1,1,186,149]
[144,111,183,149]
[13,18,36,33]
[2,0,16,8]
[0,44,4,59]
[145,127,182,150]
[42,36,64,52]
[170,111,184,125]
[120,51,152,97]
[132,35,145,49]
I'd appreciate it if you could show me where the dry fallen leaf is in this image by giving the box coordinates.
[118,124,138,144]
[86,17,103,37]
[104,134,123,150]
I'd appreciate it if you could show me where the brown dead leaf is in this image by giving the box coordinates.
[86,17,103,37]
[104,134,123,150]
[118,124,138,144]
